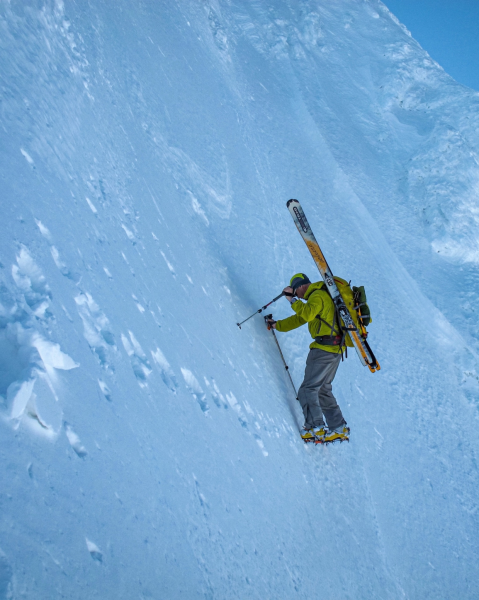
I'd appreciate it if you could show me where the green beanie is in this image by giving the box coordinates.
[290,273,311,292]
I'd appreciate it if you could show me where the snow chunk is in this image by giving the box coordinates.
[121,224,135,242]
[50,246,70,277]
[121,331,152,387]
[31,333,79,373]
[12,246,52,318]
[86,197,98,214]
[9,378,35,421]
[75,292,116,367]
[98,379,111,401]
[151,347,177,391]
[65,423,87,458]
[35,219,52,240]
[85,538,103,562]
[20,148,34,164]
[181,368,209,413]
[181,368,203,395]
[188,191,209,226]
[160,251,175,275]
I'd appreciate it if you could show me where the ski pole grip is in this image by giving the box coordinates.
[264,313,273,330]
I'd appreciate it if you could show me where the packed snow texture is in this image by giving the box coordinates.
[1,1,479,598]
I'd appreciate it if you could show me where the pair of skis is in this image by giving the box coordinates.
[287,199,380,373]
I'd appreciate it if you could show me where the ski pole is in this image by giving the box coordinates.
[264,314,298,399]
[237,291,289,329]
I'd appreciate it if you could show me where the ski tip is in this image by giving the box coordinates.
[286,199,298,207]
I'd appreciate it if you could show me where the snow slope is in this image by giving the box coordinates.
[1,1,479,598]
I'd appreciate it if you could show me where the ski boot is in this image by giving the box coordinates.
[312,425,327,444]
[323,424,350,444]
[300,427,316,443]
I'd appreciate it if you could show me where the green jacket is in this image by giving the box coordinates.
[275,281,342,353]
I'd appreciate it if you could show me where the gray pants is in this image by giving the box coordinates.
[298,348,345,430]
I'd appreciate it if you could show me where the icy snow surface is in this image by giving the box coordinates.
[1,1,479,598]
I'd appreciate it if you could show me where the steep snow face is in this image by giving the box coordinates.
[1,1,478,598]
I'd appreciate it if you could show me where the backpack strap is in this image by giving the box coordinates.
[314,310,347,360]
[309,287,349,359]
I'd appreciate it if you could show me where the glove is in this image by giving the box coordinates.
[283,286,297,304]
[265,317,277,330]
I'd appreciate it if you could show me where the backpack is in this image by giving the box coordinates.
[352,285,371,328]
[315,278,372,350]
